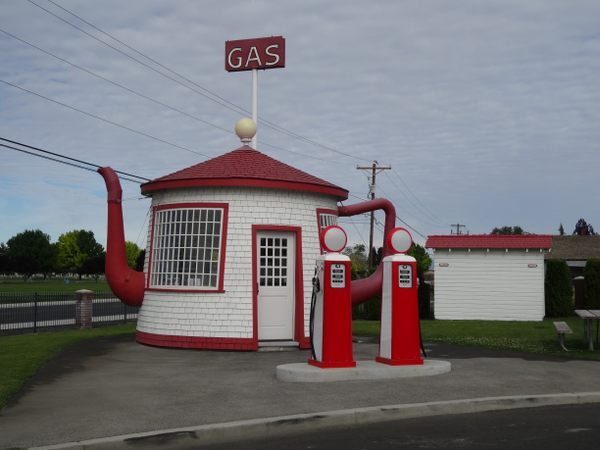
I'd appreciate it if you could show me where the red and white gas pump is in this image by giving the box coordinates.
[308,226,356,368]
[376,228,424,366]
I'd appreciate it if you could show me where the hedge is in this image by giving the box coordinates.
[584,259,600,309]
[544,259,573,317]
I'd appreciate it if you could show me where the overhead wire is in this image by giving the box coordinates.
[386,168,445,225]
[377,181,444,229]
[24,0,244,118]
[1,27,357,167]
[27,0,371,163]
[0,137,149,181]
[0,28,235,137]
[347,192,427,240]
[43,0,247,115]
[0,78,212,159]
[338,202,369,250]
[0,142,144,184]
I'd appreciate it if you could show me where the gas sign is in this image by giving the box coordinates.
[225,36,285,72]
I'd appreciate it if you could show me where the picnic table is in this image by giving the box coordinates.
[574,309,600,350]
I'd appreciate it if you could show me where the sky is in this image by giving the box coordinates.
[1,0,600,251]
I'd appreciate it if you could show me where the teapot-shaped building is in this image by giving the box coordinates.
[98,120,397,350]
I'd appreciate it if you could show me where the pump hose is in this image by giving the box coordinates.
[309,266,320,361]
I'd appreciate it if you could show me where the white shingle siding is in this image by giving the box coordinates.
[138,186,338,338]
[433,250,546,321]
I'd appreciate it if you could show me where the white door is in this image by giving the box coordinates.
[257,231,295,340]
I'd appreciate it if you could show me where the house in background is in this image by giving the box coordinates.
[546,235,600,278]
[546,235,600,308]
[426,235,553,321]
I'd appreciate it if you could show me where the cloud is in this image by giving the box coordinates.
[1,0,600,248]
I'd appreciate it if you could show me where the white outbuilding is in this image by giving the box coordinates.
[425,235,553,321]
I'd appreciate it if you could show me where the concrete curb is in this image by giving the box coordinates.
[30,391,600,450]
[276,359,451,382]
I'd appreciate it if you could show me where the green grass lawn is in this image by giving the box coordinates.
[353,318,600,361]
[0,324,135,410]
[0,278,111,295]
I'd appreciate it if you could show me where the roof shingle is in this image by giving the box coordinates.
[141,146,348,199]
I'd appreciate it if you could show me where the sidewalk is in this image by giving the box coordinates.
[1,335,599,449]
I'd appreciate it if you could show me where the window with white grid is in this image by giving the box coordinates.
[319,213,338,230]
[150,207,224,290]
[259,236,288,287]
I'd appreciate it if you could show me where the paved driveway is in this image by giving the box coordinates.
[1,335,599,449]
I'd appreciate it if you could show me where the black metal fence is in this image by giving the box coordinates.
[0,292,139,336]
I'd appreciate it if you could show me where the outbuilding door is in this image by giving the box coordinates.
[256,231,295,340]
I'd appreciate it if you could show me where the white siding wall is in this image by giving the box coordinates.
[138,186,338,338]
[433,250,546,321]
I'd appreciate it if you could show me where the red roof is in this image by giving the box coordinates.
[426,234,553,249]
[141,146,348,199]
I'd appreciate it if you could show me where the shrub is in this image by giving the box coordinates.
[584,259,600,308]
[545,259,573,317]
[352,294,381,320]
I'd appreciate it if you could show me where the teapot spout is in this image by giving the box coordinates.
[98,167,145,306]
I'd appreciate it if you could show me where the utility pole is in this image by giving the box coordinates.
[450,223,466,235]
[357,161,391,268]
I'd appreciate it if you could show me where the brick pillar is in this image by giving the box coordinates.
[75,289,93,329]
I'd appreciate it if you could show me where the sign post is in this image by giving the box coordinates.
[225,36,286,149]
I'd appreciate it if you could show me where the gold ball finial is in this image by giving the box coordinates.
[235,118,257,145]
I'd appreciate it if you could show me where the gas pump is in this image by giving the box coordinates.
[308,226,356,368]
[376,227,424,366]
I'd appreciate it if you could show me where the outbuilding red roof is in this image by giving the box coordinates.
[426,234,553,249]
[141,145,348,200]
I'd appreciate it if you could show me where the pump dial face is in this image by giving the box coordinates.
[388,227,413,254]
[321,225,347,253]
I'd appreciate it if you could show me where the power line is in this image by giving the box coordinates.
[24,0,245,118]
[0,137,149,181]
[28,0,371,163]
[347,192,427,241]
[0,28,235,137]
[450,223,467,235]
[377,179,445,229]
[44,0,247,115]
[0,78,212,159]
[356,161,391,267]
[0,142,144,184]
[0,27,350,166]
[386,168,444,225]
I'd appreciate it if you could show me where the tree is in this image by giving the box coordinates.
[57,230,104,279]
[6,229,55,279]
[81,253,105,282]
[125,241,142,269]
[407,243,433,319]
[573,218,595,236]
[343,244,368,279]
[544,260,573,317]
[407,243,432,274]
[491,226,524,235]
[558,224,565,236]
[0,242,8,274]
[135,249,146,271]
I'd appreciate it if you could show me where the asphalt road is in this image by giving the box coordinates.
[202,404,600,450]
